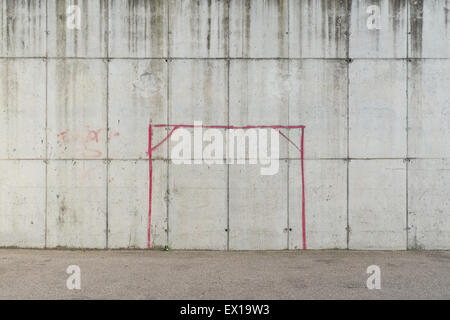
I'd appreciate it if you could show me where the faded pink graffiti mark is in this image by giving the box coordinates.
[56,127,120,158]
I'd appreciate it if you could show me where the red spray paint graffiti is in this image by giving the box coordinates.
[56,127,120,158]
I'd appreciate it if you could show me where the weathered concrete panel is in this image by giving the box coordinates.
[169,0,229,58]
[1,1,450,250]
[349,0,407,58]
[289,0,348,58]
[409,60,450,158]
[168,59,228,161]
[289,60,347,159]
[169,60,227,125]
[229,60,288,158]
[108,160,167,249]
[0,60,5,157]
[349,160,406,250]
[0,0,46,57]
[0,59,46,159]
[109,0,168,58]
[229,0,288,58]
[108,59,167,160]
[47,160,107,248]
[0,160,45,247]
[230,60,288,126]
[408,159,450,250]
[47,59,107,159]
[349,59,407,158]
[0,1,6,56]
[289,160,347,250]
[229,162,288,250]
[168,164,227,250]
[409,0,450,58]
[167,126,227,162]
[47,0,108,58]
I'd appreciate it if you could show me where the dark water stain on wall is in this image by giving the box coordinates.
[5,0,45,56]
[244,0,251,56]
[207,0,212,52]
[124,0,165,57]
[331,0,349,58]
[0,3,5,55]
[223,0,230,56]
[127,0,137,54]
[309,0,315,53]
[55,0,67,57]
[347,0,352,52]
[239,0,288,57]
[168,0,226,56]
[296,0,348,57]
[183,0,218,56]
[120,0,166,57]
[277,0,287,57]
[100,0,108,56]
[369,0,381,52]
[149,0,165,57]
[390,0,405,55]
[187,0,201,55]
[410,0,424,57]
[57,195,67,226]
[350,0,406,56]
[5,0,16,55]
[322,1,328,52]
[445,0,450,27]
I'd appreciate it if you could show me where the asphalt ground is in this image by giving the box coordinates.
[0,249,448,299]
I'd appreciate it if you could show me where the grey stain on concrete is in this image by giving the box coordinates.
[410,0,424,57]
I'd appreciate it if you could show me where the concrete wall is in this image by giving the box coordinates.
[0,0,449,250]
